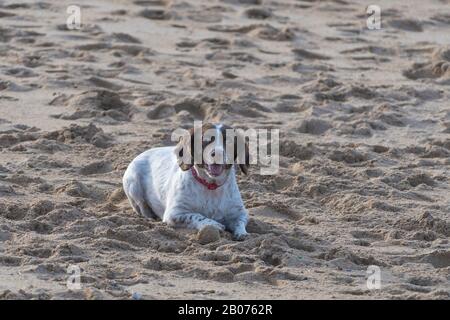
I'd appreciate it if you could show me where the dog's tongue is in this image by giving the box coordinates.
[208,164,224,176]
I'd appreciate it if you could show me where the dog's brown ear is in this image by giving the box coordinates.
[235,129,250,175]
[222,125,250,175]
[174,128,194,171]
[239,140,249,175]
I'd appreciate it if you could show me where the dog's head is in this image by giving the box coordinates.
[175,123,249,184]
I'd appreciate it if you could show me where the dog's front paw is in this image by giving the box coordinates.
[198,225,222,244]
[208,221,225,231]
[232,231,249,241]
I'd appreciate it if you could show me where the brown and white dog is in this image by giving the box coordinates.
[122,123,250,240]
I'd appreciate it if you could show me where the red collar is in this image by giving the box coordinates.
[191,167,221,190]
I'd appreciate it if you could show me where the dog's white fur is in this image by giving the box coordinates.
[122,144,249,240]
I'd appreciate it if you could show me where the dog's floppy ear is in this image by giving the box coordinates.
[174,127,194,171]
[227,127,249,175]
[237,132,250,175]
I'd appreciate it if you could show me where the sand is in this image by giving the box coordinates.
[0,0,449,299]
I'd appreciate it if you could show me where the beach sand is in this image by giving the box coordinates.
[0,0,449,299]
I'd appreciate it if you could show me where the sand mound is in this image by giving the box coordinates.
[43,124,113,148]
[50,90,132,123]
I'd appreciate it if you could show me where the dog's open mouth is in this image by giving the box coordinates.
[206,164,224,177]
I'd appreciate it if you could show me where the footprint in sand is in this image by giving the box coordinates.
[151,100,199,120]
[243,7,272,20]
[298,118,332,135]
[403,47,450,81]
[78,160,113,176]
[388,18,423,32]
[134,0,170,6]
[139,9,171,20]
[249,25,295,41]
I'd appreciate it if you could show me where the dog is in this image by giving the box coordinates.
[122,123,250,240]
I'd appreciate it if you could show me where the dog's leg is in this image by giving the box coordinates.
[131,199,158,219]
[164,211,225,231]
[226,214,248,241]
[123,177,158,219]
